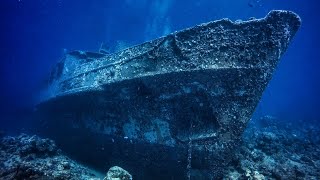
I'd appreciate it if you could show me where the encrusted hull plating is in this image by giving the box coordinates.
[36,10,301,179]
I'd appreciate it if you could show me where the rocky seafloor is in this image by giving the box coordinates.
[225,116,320,180]
[0,133,102,180]
[1,116,319,180]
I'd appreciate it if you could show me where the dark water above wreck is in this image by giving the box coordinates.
[1,0,320,179]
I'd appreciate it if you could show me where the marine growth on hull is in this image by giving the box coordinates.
[35,10,301,179]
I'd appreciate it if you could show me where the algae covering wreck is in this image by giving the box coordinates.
[36,10,301,179]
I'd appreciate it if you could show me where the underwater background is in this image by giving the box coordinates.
[1,0,320,132]
[1,0,320,179]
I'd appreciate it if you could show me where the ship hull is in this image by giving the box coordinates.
[36,10,301,179]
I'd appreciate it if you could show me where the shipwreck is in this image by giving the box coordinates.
[36,10,301,179]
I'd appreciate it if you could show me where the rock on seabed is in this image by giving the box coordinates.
[104,166,132,180]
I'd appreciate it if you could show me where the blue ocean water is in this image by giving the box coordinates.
[1,0,320,179]
[1,0,319,129]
